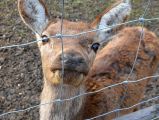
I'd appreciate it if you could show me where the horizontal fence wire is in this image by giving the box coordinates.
[0,17,159,49]
[1,0,159,119]
[86,95,159,120]
[1,18,159,118]
[151,116,159,120]
[0,74,159,118]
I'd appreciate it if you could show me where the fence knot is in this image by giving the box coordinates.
[56,99,62,102]
[139,17,145,23]
[56,33,63,39]
[123,80,129,84]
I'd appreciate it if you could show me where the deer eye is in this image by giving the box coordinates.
[91,43,100,53]
[41,35,49,43]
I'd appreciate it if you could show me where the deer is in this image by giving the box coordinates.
[18,0,159,120]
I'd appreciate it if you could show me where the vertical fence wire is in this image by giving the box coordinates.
[0,0,159,119]
[116,0,151,118]
[59,0,65,118]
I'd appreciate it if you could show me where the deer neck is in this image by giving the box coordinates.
[40,79,86,120]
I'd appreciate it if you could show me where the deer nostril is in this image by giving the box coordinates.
[60,53,85,65]
[54,52,88,74]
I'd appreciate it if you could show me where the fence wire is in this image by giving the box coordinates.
[0,74,159,118]
[0,0,159,120]
[60,0,65,118]
[116,0,151,117]
[151,116,159,120]
[86,95,159,120]
[0,17,159,50]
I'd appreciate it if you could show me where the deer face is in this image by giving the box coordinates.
[37,20,97,86]
[18,0,131,86]
[18,0,100,86]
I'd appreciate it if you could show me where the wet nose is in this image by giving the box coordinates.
[62,52,84,64]
[60,52,88,74]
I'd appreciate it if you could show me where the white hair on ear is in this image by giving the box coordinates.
[18,0,49,35]
[97,0,131,43]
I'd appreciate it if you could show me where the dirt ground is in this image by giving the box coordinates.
[0,0,159,120]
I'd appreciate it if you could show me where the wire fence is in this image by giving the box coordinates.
[151,116,159,120]
[0,0,159,120]
[1,17,159,49]
[0,74,159,118]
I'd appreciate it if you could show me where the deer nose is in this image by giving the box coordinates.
[61,53,84,64]
[60,52,89,74]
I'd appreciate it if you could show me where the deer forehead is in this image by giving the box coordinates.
[41,20,95,46]
[43,20,91,35]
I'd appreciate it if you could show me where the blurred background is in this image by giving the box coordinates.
[0,0,159,119]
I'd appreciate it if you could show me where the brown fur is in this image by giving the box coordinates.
[84,27,159,119]
[38,20,96,120]
[18,0,159,120]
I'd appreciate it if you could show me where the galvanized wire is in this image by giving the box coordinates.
[151,116,159,120]
[0,74,159,117]
[141,0,151,18]
[116,0,151,117]
[1,0,159,119]
[1,17,159,49]
[59,0,65,118]
[85,95,159,120]
[116,22,145,118]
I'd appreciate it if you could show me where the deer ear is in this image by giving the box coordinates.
[93,0,131,43]
[18,0,49,35]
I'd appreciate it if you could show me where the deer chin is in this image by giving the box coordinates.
[50,70,85,86]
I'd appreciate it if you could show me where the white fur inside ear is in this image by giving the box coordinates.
[99,2,131,31]
[97,2,131,43]
[19,0,49,35]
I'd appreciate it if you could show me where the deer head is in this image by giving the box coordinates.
[17,0,132,119]
[18,0,131,87]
